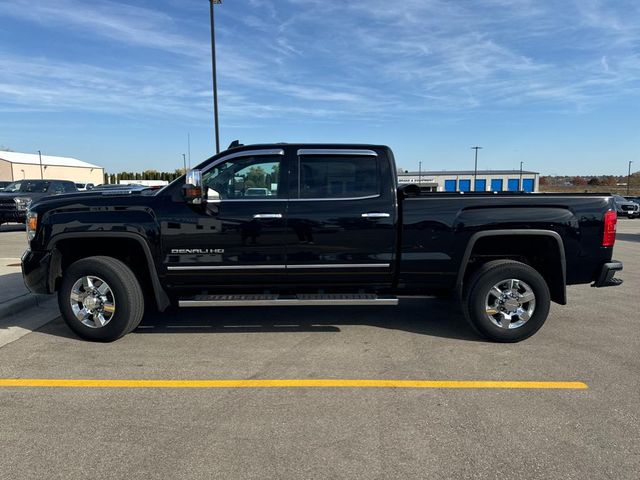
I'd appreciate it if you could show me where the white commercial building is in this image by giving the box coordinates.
[0,151,104,185]
[397,169,539,193]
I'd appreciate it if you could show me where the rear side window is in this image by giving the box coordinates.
[298,155,380,199]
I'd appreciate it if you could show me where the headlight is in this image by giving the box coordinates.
[26,211,38,241]
[14,197,32,211]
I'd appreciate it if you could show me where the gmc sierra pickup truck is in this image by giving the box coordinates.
[22,143,623,342]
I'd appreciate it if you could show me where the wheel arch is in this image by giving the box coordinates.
[455,229,567,305]
[48,232,171,311]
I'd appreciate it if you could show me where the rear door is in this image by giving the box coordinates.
[285,148,396,287]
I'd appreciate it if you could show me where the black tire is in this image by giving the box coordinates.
[58,256,144,342]
[462,260,550,343]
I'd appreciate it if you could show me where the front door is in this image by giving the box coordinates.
[161,150,289,289]
[285,149,396,287]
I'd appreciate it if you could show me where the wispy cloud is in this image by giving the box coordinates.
[0,0,208,57]
[0,0,639,123]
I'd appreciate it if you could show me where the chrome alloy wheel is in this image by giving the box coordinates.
[69,276,116,328]
[484,278,536,330]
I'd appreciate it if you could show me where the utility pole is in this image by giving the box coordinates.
[628,161,634,195]
[418,161,422,186]
[209,0,222,154]
[471,146,482,190]
[187,133,191,168]
[519,161,524,191]
[38,150,43,179]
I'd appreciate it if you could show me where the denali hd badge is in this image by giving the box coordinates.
[171,248,224,254]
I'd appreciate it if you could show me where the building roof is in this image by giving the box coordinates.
[399,170,539,176]
[0,151,101,169]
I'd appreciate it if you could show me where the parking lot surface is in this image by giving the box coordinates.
[0,221,638,479]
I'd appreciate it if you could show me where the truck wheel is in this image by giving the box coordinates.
[58,256,144,342]
[462,260,550,343]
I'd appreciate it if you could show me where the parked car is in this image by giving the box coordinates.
[0,181,11,191]
[22,143,622,343]
[75,183,95,191]
[0,179,77,225]
[245,187,270,197]
[612,194,639,218]
[624,196,640,208]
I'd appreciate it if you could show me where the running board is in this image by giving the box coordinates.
[179,294,399,307]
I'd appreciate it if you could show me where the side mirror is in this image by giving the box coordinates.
[182,169,205,205]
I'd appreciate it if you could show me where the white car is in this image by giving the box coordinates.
[244,187,270,197]
[75,183,95,191]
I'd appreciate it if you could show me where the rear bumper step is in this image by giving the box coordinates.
[179,294,399,307]
[592,261,623,288]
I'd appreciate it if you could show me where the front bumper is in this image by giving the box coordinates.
[21,249,53,294]
[592,260,623,288]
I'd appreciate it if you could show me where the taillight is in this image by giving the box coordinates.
[602,210,617,247]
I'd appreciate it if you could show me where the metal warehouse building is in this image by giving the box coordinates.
[0,151,104,185]
[397,170,539,192]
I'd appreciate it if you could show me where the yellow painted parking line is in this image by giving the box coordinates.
[0,379,588,390]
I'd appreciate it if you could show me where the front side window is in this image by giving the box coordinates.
[298,155,380,199]
[202,156,282,200]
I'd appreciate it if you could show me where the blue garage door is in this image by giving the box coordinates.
[522,179,534,192]
[474,179,486,192]
[490,179,503,191]
[507,179,520,191]
[459,179,471,192]
[444,179,457,192]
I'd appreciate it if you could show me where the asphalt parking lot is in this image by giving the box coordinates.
[0,221,639,479]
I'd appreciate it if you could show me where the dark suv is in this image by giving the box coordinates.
[0,179,77,224]
[612,195,639,219]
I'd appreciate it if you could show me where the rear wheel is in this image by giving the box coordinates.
[58,256,144,342]
[462,260,550,342]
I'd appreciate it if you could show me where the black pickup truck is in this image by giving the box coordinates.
[22,143,623,342]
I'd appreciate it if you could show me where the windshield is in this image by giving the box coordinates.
[3,181,49,193]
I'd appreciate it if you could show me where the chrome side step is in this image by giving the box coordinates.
[179,293,399,307]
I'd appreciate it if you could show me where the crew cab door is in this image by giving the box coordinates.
[285,149,397,286]
[160,149,288,287]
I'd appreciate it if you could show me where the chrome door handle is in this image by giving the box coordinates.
[361,212,390,218]
[253,213,283,219]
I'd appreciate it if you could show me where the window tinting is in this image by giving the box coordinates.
[202,156,282,200]
[298,156,379,199]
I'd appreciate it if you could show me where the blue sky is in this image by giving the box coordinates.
[0,0,639,175]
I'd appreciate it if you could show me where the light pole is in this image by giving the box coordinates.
[183,154,187,173]
[471,146,482,190]
[209,0,222,154]
[418,161,422,186]
[519,161,524,191]
[38,150,43,179]
[628,161,634,195]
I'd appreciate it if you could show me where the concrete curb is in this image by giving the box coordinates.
[0,293,55,321]
[0,295,60,348]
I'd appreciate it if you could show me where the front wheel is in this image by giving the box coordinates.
[462,260,551,342]
[58,256,144,342]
